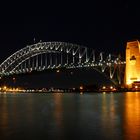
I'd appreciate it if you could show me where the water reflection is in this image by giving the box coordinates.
[0,94,35,139]
[0,92,140,140]
[124,92,140,140]
[53,93,63,129]
[0,96,8,136]
[101,93,122,139]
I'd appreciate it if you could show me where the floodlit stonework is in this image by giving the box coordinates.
[125,40,140,88]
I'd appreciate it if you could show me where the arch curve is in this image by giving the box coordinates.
[0,41,124,86]
[0,42,88,75]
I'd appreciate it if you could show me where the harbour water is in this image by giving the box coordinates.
[0,92,140,140]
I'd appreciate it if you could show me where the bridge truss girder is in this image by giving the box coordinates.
[0,42,125,86]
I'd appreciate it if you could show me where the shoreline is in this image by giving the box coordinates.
[1,89,140,94]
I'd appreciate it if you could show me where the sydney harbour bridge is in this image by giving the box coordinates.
[0,41,126,86]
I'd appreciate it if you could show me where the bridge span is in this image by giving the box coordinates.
[0,41,125,85]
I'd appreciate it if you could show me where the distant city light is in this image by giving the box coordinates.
[3,86,7,90]
[79,86,83,90]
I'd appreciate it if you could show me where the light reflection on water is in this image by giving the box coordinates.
[0,92,140,140]
[123,92,140,140]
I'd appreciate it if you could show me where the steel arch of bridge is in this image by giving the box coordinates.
[0,41,125,85]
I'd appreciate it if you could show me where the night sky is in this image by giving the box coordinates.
[0,1,140,88]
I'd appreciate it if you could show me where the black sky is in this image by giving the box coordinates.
[0,0,140,62]
[0,1,140,87]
